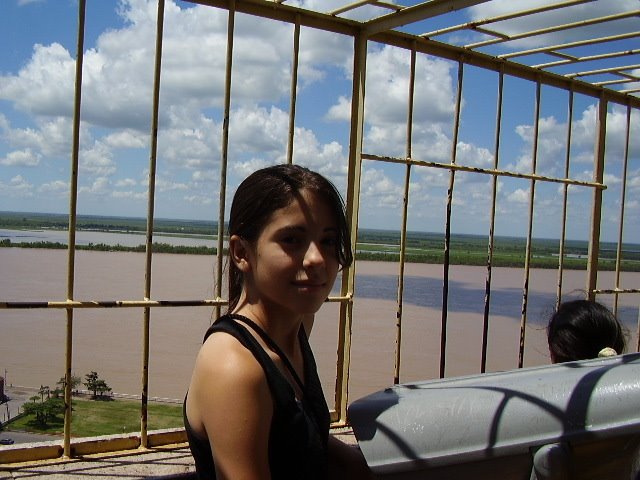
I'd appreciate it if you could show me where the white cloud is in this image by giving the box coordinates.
[507,187,530,204]
[115,178,137,188]
[104,130,147,149]
[79,177,110,195]
[0,149,40,166]
[0,175,34,197]
[39,180,69,195]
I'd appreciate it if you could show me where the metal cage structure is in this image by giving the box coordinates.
[1,0,639,463]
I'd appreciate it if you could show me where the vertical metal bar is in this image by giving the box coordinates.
[556,89,574,306]
[63,0,86,458]
[214,1,236,321]
[393,45,416,385]
[140,0,165,448]
[440,59,464,378]
[612,105,631,315]
[481,68,503,373]
[518,80,541,369]
[585,95,607,300]
[286,19,300,165]
[334,31,366,424]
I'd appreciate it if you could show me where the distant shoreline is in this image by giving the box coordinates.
[1,211,639,271]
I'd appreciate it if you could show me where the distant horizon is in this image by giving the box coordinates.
[1,209,638,248]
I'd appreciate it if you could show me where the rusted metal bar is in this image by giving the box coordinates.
[533,48,640,69]
[518,80,541,369]
[556,90,575,306]
[467,10,640,49]
[334,32,367,424]
[141,0,166,447]
[440,59,464,378]
[481,68,503,374]
[586,95,607,300]
[0,295,347,310]
[214,1,236,322]
[422,0,590,39]
[393,44,416,385]
[592,289,640,295]
[612,106,632,316]
[63,0,86,458]
[286,19,300,164]
[361,153,607,189]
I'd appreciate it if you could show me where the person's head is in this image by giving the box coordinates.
[226,164,353,313]
[547,299,626,363]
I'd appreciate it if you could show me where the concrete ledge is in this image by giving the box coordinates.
[0,428,187,465]
[0,440,63,464]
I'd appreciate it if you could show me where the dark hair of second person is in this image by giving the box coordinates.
[547,299,627,363]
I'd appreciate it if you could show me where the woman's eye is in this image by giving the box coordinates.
[322,236,338,247]
[281,235,300,245]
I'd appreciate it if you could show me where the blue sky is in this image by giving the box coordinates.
[0,0,638,243]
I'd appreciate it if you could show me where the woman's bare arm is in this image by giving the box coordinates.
[187,333,273,479]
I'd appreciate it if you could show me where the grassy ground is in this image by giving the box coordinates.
[7,397,183,437]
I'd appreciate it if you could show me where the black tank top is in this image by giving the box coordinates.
[183,314,330,479]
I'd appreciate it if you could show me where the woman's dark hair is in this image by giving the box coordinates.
[547,299,626,363]
[226,164,353,312]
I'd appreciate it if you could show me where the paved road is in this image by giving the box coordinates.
[1,429,60,445]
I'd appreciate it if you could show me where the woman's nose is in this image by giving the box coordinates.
[303,241,325,267]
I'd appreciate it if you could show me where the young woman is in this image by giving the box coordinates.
[547,299,627,363]
[184,164,371,479]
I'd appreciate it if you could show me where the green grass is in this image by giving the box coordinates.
[8,397,184,437]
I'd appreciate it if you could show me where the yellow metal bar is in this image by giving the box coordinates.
[63,0,86,458]
[334,31,367,424]
[467,10,640,49]
[518,80,541,369]
[393,44,416,385]
[361,153,607,189]
[566,63,640,79]
[481,67,503,373]
[214,1,236,322]
[422,0,590,39]
[364,0,491,36]
[286,19,300,164]
[140,0,165,447]
[612,105,631,316]
[440,59,464,378]
[533,49,640,69]
[586,96,607,300]
[499,32,640,61]
[0,296,345,310]
[592,288,640,295]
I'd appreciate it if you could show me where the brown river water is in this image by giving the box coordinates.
[1,248,638,406]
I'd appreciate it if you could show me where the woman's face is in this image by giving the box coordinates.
[242,188,340,319]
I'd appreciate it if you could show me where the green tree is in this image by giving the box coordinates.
[57,374,82,394]
[84,371,111,399]
[22,397,64,427]
[38,385,50,402]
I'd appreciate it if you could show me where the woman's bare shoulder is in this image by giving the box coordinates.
[195,330,265,386]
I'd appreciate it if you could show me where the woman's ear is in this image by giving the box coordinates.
[229,235,251,273]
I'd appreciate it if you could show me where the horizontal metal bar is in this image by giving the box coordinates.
[0,295,352,310]
[361,153,607,188]
[499,31,640,60]
[567,63,640,78]
[533,49,640,69]
[466,10,640,49]
[421,0,590,39]
[593,288,640,295]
